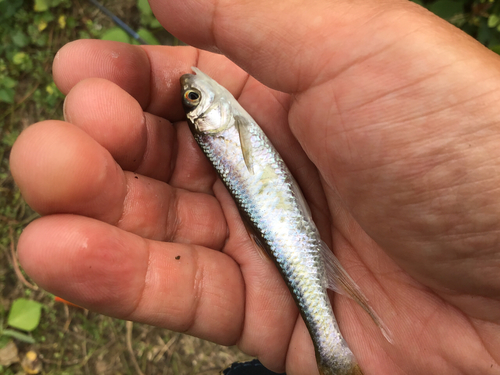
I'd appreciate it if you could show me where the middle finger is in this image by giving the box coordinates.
[10,120,227,249]
[63,77,178,182]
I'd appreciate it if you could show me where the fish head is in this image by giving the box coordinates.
[180,67,232,134]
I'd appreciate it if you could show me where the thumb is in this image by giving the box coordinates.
[149,0,427,92]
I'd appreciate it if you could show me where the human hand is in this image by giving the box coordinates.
[10,0,500,374]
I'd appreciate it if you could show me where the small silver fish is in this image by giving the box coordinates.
[180,68,390,375]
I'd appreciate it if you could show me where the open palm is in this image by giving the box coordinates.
[11,1,500,374]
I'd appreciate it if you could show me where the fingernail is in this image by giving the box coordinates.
[62,96,70,123]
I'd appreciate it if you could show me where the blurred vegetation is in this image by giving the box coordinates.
[413,0,500,52]
[1,0,500,373]
[0,1,249,374]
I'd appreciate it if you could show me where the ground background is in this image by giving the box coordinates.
[1,0,499,374]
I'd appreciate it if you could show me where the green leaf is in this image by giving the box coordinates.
[11,30,30,48]
[34,0,49,12]
[149,18,161,28]
[0,336,11,348]
[12,52,27,65]
[101,27,131,43]
[1,76,18,89]
[7,299,42,332]
[0,88,15,104]
[1,329,35,344]
[2,130,20,147]
[36,11,55,23]
[0,0,23,21]
[137,0,153,16]
[488,14,500,28]
[34,33,49,47]
[429,0,463,21]
[78,30,91,40]
[490,45,500,54]
[137,28,160,45]
[66,16,76,29]
[51,0,66,7]
[477,19,491,45]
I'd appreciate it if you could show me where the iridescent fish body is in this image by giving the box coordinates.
[180,68,389,375]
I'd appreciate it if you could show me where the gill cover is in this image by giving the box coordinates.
[181,67,255,174]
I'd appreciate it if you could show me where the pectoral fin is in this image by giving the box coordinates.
[234,115,254,174]
[320,240,393,343]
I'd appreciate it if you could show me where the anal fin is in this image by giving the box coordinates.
[320,240,393,343]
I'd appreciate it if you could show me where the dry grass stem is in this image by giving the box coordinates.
[153,334,179,363]
[126,320,145,375]
[9,226,38,291]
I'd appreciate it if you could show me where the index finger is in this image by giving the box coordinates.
[53,41,249,121]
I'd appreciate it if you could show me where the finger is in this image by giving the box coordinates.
[64,77,220,193]
[286,318,319,375]
[149,0,437,92]
[11,120,125,223]
[10,121,227,248]
[63,77,175,182]
[53,41,249,121]
[17,214,244,345]
[53,40,152,108]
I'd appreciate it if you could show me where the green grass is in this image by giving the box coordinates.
[1,0,500,373]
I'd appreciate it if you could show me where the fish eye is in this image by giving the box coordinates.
[184,89,201,103]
